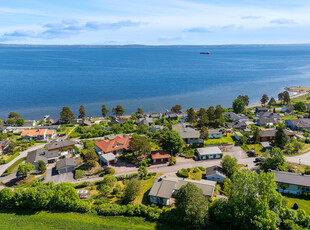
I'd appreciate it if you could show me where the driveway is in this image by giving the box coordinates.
[45,167,74,184]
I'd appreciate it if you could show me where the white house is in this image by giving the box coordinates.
[196,147,223,160]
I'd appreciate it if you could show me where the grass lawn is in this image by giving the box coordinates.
[204,134,235,146]
[285,196,310,215]
[247,144,266,156]
[291,92,310,103]
[0,210,169,230]
[134,178,156,205]
[281,115,298,120]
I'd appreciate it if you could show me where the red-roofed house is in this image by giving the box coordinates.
[21,129,56,140]
[95,136,131,165]
[151,150,171,164]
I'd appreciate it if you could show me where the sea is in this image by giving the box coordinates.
[1,44,310,120]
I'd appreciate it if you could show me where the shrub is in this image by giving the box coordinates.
[193,167,200,173]
[177,168,189,178]
[168,156,176,166]
[138,158,151,167]
[124,179,142,203]
[198,166,205,171]
[75,170,85,179]
[112,183,122,195]
[107,167,115,175]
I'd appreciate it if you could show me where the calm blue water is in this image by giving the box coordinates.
[1,45,310,119]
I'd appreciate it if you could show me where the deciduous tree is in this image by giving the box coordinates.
[220,155,238,178]
[294,102,306,112]
[129,134,151,160]
[268,97,276,106]
[171,104,182,113]
[161,130,183,154]
[15,118,25,126]
[124,179,141,203]
[232,98,245,114]
[175,182,209,227]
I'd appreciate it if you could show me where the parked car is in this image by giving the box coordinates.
[254,157,264,163]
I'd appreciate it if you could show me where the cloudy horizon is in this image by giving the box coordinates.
[1,0,310,45]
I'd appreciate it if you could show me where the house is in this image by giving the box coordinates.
[137,117,153,126]
[151,150,171,164]
[56,158,76,174]
[205,166,226,183]
[225,112,249,122]
[234,131,243,141]
[165,111,179,121]
[257,112,281,120]
[150,113,162,119]
[43,115,54,124]
[255,107,269,114]
[196,147,223,160]
[259,129,295,142]
[26,149,59,168]
[46,140,76,151]
[95,136,131,165]
[271,170,310,195]
[110,117,129,125]
[149,176,216,206]
[208,130,222,139]
[80,120,92,126]
[257,118,278,127]
[0,140,10,154]
[172,123,203,144]
[149,125,164,132]
[226,120,248,131]
[285,119,310,131]
[23,120,36,127]
[21,129,56,140]
[281,105,295,113]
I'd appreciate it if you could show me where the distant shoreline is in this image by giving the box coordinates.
[248,87,309,108]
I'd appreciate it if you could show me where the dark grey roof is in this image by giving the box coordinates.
[26,150,47,164]
[258,118,277,125]
[56,158,76,170]
[259,129,294,138]
[26,149,59,164]
[205,166,226,177]
[271,170,310,187]
[287,119,310,129]
[172,123,200,139]
[46,140,76,150]
[208,130,222,135]
[226,112,248,121]
[257,112,281,120]
[226,120,247,129]
[149,176,216,199]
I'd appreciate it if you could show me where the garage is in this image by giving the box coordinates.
[56,158,76,174]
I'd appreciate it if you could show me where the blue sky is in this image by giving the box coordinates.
[0,0,309,45]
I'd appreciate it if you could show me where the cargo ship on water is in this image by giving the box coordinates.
[200,51,210,54]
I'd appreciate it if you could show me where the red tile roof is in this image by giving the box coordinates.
[21,129,46,137]
[151,150,171,160]
[95,136,131,153]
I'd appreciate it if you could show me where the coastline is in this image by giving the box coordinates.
[247,87,309,108]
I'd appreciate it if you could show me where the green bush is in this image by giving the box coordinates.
[75,170,85,179]
[107,167,115,175]
[198,166,205,171]
[168,156,176,166]
[193,167,200,173]
[177,168,189,178]
[112,184,122,195]
[138,158,151,167]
